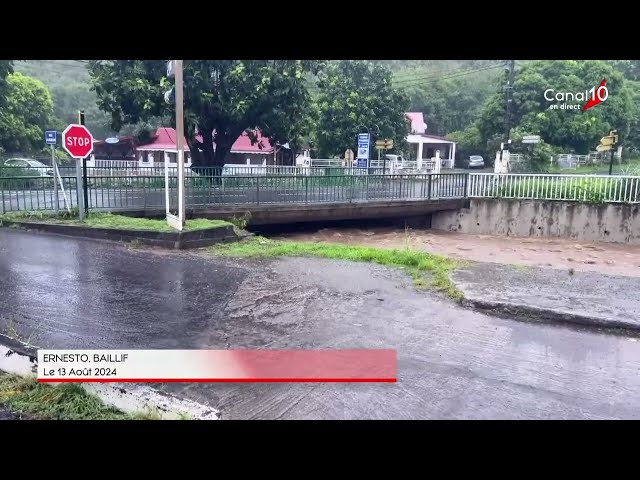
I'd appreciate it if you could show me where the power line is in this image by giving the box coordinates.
[392,63,506,87]
[391,62,503,83]
[306,62,501,90]
[19,60,88,71]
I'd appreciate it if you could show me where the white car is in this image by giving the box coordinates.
[4,158,53,176]
[468,155,485,169]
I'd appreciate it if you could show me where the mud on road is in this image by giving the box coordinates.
[273,226,640,278]
[2,228,640,419]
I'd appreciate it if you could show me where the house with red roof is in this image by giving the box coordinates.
[89,128,292,168]
[135,128,292,167]
[404,112,456,169]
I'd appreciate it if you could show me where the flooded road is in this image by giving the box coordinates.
[271,225,640,278]
[1,228,640,419]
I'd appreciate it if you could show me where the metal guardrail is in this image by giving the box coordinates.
[0,166,79,213]
[0,166,468,212]
[4,167,640,214]
[468,173,640,203]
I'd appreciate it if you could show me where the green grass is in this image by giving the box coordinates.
[0,374,130,420]
[549,158,640,175]
[210,236,462,300]
[0,211,231,232]
[0,374,190,420]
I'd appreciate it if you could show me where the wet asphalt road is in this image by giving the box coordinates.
[1,229,640,419]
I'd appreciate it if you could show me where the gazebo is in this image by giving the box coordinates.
[404,112,456,169]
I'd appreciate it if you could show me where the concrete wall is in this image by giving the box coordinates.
[431,199,640,244]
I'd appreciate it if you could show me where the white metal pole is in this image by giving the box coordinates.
[164,155,170,218]
[51,144,59,215]
[175,60,185,227]
[54,160,71,214]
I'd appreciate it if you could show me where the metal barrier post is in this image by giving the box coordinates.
[305,176,308,204]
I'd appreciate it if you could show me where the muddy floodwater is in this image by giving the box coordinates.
[270,225,640,278]
[2,228,640,419]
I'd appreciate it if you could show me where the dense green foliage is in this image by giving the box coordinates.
[14,60,114,140]
[0,72,57,154]
[87,60,325,168]
[314,61,410,158]
[446,60,637,167]
[4,59,640,172]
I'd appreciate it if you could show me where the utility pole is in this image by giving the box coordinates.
[175,60,186,227]
[164,60,185,230]
[500,60,516,162]
[78,110,89,216]
[505,60,516,141]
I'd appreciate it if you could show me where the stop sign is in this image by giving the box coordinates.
[62,124,94,159]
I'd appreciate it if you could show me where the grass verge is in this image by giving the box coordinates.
[0,373,130,420]
[0,373,165,420]
[210,236,462,300]
[0,211,231,232]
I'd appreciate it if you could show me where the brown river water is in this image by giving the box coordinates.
[272,226,640,278]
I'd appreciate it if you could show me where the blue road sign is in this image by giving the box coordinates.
[45,130,57,145]
[357,133,370,162]
[357,158,368,168]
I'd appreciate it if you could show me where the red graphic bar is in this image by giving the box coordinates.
[38,349,397,383]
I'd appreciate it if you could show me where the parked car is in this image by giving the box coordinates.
[468,155,485,169]
[4,158,53,176]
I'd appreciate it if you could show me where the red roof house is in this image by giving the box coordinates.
[136,128,274,154]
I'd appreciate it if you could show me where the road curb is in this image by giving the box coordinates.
[460,297,640,335]
[0,220,239,249]
[0,334,221,420]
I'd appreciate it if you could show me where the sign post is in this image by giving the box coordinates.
[45,131,59,214]
[165,60,185,231]
[522,135,541,144]
[62,124,94,221]
[375,139,394,172]
[596,130,619,175]
[78,111,90,215]
[356,133,370,169]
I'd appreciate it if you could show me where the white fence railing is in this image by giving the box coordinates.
[468,173,640,203]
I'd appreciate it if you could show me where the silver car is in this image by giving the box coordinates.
[468,155,485,169]
[4,158,53,176]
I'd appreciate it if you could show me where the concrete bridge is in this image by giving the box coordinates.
[122,198,469,226]
[1,173,469,225]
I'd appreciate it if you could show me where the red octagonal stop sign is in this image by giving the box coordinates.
[62,124,94,159]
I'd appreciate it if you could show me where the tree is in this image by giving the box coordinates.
[476,60,634,155]
[14,60,115,139]
[609,60,640,81]
[0,60,13,102]
[0,72,57,154]
[447,125,484,167]
[87,60,324,169]
[314,61,410,158]
[400,68,500,135]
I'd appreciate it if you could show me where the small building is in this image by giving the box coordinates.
[135,128,292,168]
[91,136,138,168]
[404,112,456,169]
[89,128,292,168]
